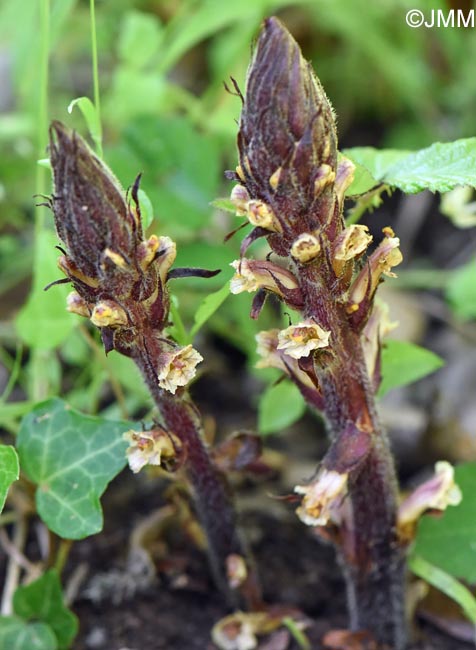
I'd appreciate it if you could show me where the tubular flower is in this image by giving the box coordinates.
[361,300,398,387]
[123,427,181,473]
[66,291,90,317]
[230,184,251,216]
[290,233,321,263]
[334,156,356,207]
[334,225,373,262]
[295,469,348,527]
[90,300,128,328]
[277,320,330,359]
[230,259,300,297]
[157,344,203,394]
[397,461,462,542]
[348,228,403,311]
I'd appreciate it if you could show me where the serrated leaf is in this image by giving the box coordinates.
[345,139,476,194]
[378,339,444,397]
[345,160,379,196]
[118,10,162,68]
[409,554,476,624]
[414,463,476,583]
[258,380,306,435]
[15,230,76,349]
[0,617,57,650]
[190,280,231,339]
[68,96,102,155]
[0,445,19,513]
[17,398,130,539]
[344,147,410,183]
[446,258,476,321]
[13,570,78,649]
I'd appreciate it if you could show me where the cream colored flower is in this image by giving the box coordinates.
[295,469,348,527]
[290,233,321,263]
[123,428,179,473]
[349,228,403,307]
[255,330,321,394]
[245,200,281,232]
[398,461,462,539]
[277,320,330,359]
[229,259,299,296]
[90,300,128,328]
[137,234,160,271]
[156,236,177,284]
[66,291,90,317]
[334,224,372,261]
[229,184,250,216]
[158,344,203,394]
[361,300,398,382]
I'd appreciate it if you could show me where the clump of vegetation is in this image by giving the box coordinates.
[2,4,476,650]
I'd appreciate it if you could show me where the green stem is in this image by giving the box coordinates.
[89,0,103,157]
[30,0,51,403]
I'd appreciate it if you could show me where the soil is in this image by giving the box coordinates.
[70,485,471,650]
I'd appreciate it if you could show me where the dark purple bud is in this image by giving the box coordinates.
[238,17,338,228]
[49,121,141,283]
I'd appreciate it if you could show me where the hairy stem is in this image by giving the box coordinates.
[135,334,260,609]
[300,267,406,648]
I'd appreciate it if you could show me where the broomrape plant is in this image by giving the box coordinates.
[226,17,463,649]
[4,12,475,650]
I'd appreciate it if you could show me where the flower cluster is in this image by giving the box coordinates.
[226,17,406,538]
[49,121,210,395]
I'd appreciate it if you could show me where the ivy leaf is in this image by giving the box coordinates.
[378,339,444,397]
[345,139,476,194]
[17,398,130,539]
[13,570,78,649]
[258,380,306,435]
[0,617,57,650]
[190,280,231,339]
[414,463,476,583]
[0,445,19,513]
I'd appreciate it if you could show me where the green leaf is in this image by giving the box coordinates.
[409,554,476,624]
[346,139,476,194]
[344,147,410,183]
[0,445,19,513]
[0,617,57,650]
[190,280,231,339]
[446,258,476,321]
[13,570,78,649]
[345,160,379,196]
[211,197,238,214]
[15,230,76,350]
[378,339,444,397]
[414,463,476,583]
[17,398,130,539]
[118,10,162,68]
[258,380,306,435]
[137,188,154,230]
[67,96,102,155]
